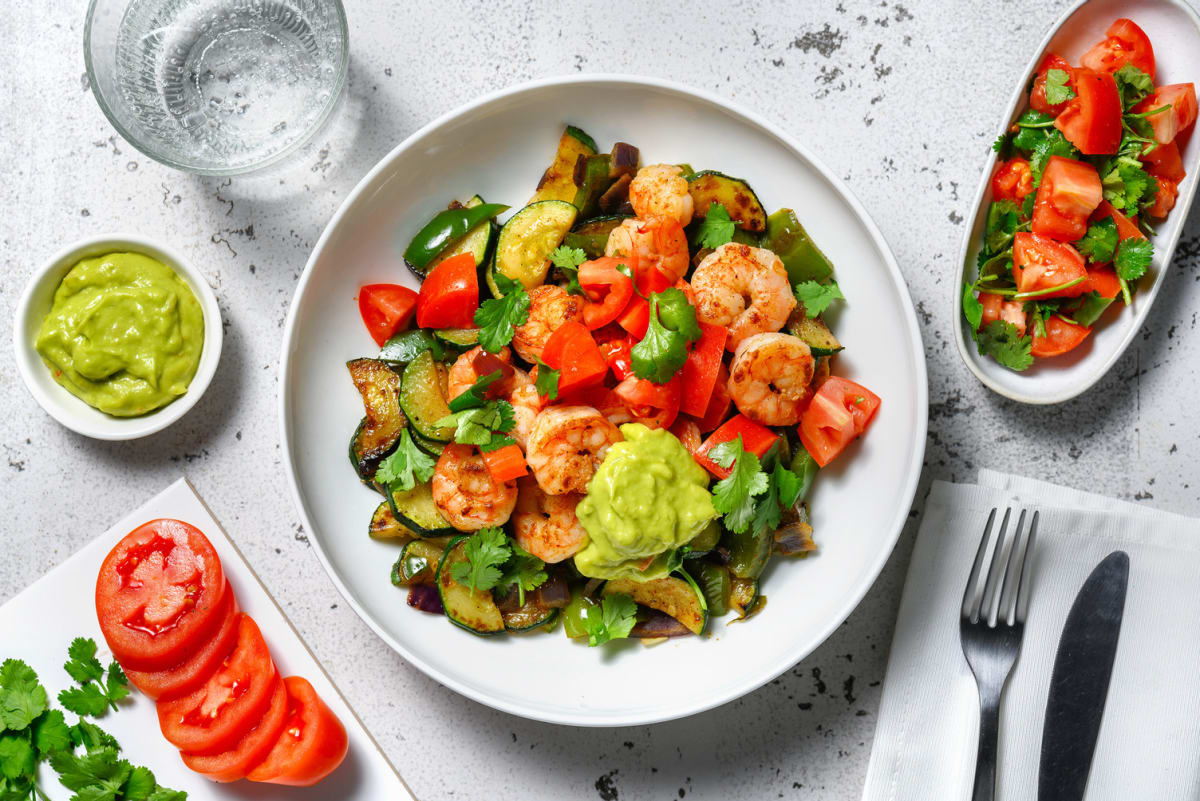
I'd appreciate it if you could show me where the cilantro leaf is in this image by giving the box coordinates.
[146,788,187,801]
[447,369,503,412]
[48,747,130,792]
[1114,237,1153,281]
[58,685,110,718]
[984,200,1021,253]
[534,360,560,401]
[794,280,845,318]
[33,710,71,756]
[373,429,436,492]
[773,464,803,510]
[1102,160,1153,212]
[58,638,127,717]
[992,131,1012,157]
[1044,68,1075,105]
[435,400,516,451]
[1030,130,1079,186]
[0,735,35,782]
[710,437,770,534]
[631,288,701,383]
[962,284,984,331]
[1075,217,1119,264]
[64,639,104,686]
[693,203,736,249]
[474,277,530,353]
[0,660,47,732]
[976,320,1034,371]
[497,543,547,607]
[1011,109,1056,152]
[584,594,638,647]
[1114,63,1154,109]
[123,766,157,800]
[549,246,586,295]
[1072,292,1115,327]
[449,528,509,593]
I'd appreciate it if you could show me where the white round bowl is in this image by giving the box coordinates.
[279,75,928,726]
[13,234,223,440]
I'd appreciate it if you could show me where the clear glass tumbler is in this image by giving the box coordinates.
[84,0,348,175]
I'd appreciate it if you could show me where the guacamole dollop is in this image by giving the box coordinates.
[35,252,205,417]
[574,423,717,581]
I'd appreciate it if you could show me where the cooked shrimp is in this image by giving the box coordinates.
[511,477,588,563]
[605,216,690,283]
[509,378,545,451]
[628,164,694,227]
[431,443,518,530]
[691,243,795,350]
[727,333,815,426]
[512,285,584,365]
[446,346,516,401]
[526,406,622,495]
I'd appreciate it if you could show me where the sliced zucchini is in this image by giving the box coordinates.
[787,310,844,358]
[386,482,456,538]
[399,350,455,443]
[433,328,479,353]
[530,125,598,204]
[391,538,447,586]
[427,195,498,273]
[494,200,578,289]
[562,214,630,260]
[724,525,771,580]
[503,599,559,633]
[411,430,446,457]
[572,154,615,219]
[603,575,708,636]
[763,208,835,285]
[370,501,416,542]
[346,359,406,481]
[685,170,768,232]
[378,329,444,365]
[436,536,505,635]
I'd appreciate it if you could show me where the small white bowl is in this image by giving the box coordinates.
[13,234,222,440]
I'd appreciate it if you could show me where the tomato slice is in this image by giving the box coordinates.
[667,418,703,457]
[1031,316,1092,358]
[157,614,279,755]
[992,158,1035,204]
[358,284,418,347]
[415,252,479,329]
[679,322,728,418]
[693,363,733,433]
[594,326,635,381]
[1032,156,1102,241]
[182,674,289,783]
[1030,53,1076,117]
[611,375,681,430]
[1012,232,1089,299]
[247,676,349,787]
[798,377,881,468]
[96,519,227,672]
[1142,139,1186,183]
[541,321,609,395]
[578,257,635,330]
[124,587,238,701]
[1080,18,1156,79]
[1091,200,1146,243]
[1085,266,1122,299]
[694,414,780,479]
[979,293,1028,336]
[1054,70,1122,155]
[1146,177,1179,218]
[1136,83,1198,145]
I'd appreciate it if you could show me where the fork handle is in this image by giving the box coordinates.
[971,692,1002,801]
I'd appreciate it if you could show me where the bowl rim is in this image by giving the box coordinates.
[277,73,929,726]
[81,0,350,177]
[12,233,223,440]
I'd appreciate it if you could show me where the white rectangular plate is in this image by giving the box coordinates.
[0,477,414,800]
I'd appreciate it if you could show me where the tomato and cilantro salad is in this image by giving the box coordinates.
[348,125,881,646]
[94,519,348,787]
[964,19,1195,370]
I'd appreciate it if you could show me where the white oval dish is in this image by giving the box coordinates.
[954,0,1200,405]
[13,234,223,440]
[279,75,928,726]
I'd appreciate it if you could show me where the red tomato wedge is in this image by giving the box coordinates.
[694,363,733,433]
[594,326,635,382]
[1032,156,1102,241]
[578,257,635,330]
[157,614,279,755]
[1142,139,1186,183]
[1031,316,1092,358]
[1080,19,1156,80]
[124,587,238,701]
[979,293,1028,336]
[679,322,728,418]
[668,418,703,457]
[1054,70,1122,155]
[1136,83,1198,145]
[358,284,417,347]
[694,414,780,479]
[541,322,608,395]
[182,674,289,783]
[481,444,527,484]
[248,676,349,787]
[798,377,881,468]
[1091,200,1146,242]
[1147,177,1179,218]
[415,252,478,329]
[1030,54,1076,117]
[1086,266,1123,299]
[612,375,681,429]
[992,158,1035,204]
[96,519,227,672]
[1012,232,1089,299]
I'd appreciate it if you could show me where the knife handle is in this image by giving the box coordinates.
[971,691,1001,801]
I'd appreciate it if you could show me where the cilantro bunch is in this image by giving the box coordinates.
[581,594,638,647]
[708,437,803,538]
[450,528,548,606]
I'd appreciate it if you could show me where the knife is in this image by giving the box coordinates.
[1037,550,1130,801]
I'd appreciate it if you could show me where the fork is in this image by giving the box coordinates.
[959,508,1038,801]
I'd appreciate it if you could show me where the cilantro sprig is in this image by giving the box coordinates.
[474,272,530,353]
[1076,217,1119,264]
[630,288,701,383]
[549,246,586,296]
[435,401,516,453]
[583,594,638,647]
[975,320,1034,371]
[1114,238,1153,282]
[708,437,770,534]
[533,359,560,401]
[794,280,845,318]
[450,529,548,601]
[374,429,437,493]
[692,203,737,249]
[58,638,128,717]
[1044,68,1075,105]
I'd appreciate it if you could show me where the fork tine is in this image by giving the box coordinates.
[981,508,1015,626]
[962,508,998,621]
[997,510,1030,625]
[1015,511,1039,624]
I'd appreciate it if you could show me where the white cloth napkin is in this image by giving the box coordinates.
[861,470,1200,801]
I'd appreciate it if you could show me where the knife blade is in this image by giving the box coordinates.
[1037,550,1130,801]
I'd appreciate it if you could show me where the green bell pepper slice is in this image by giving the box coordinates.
[403,202,508,270]
[763,208,834,286]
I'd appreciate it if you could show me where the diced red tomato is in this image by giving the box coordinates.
[1080,19,1156,80]
[481,444,527,484]
[247,676,349,787]
[979,293,1028,336]
[992,158,1036,204]
[1054,70,1122,155]
[96,519,228,672]
[1135,83,1198,144]
[694,414,780,479]
[415,253,478,329]
[578,257,635,330]
[1146,177,1179,218]
[611,375,681,429]
[541,321,608,395]
[594,327,635,381]
[1012,232,1089,299]
[157,614,279,755]
[616,267,672,339]
[1032,156,1102,241]
[1091,200,1146,242]
[679,322,728,418]
[797,378,881,468]
[694,363,733,433]
[357,284,418,346]
[182,674,289,783]
[124,588,238,701]
[668,418,703,458]
[1031,316,1092,358]
[1030,53,1076,117]
[1085,266,1123,299]
[1143,139,1186,183]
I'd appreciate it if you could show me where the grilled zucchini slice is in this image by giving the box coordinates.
[369,501,416,542]
[562,214,630,260]
[603,574,708,635]
[787,311,844,358]
[530,125,598,204]
[399,350,455,443]
[391,538,448,586]
[346,358,406,482]
[437,536,505,635]
[685,170,768,232]
[502,599,559,633]
[494,200,578,289]
[433,328,479,354]
[386,481,456,538]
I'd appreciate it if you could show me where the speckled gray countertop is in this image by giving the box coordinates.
[3,1,1199,799]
